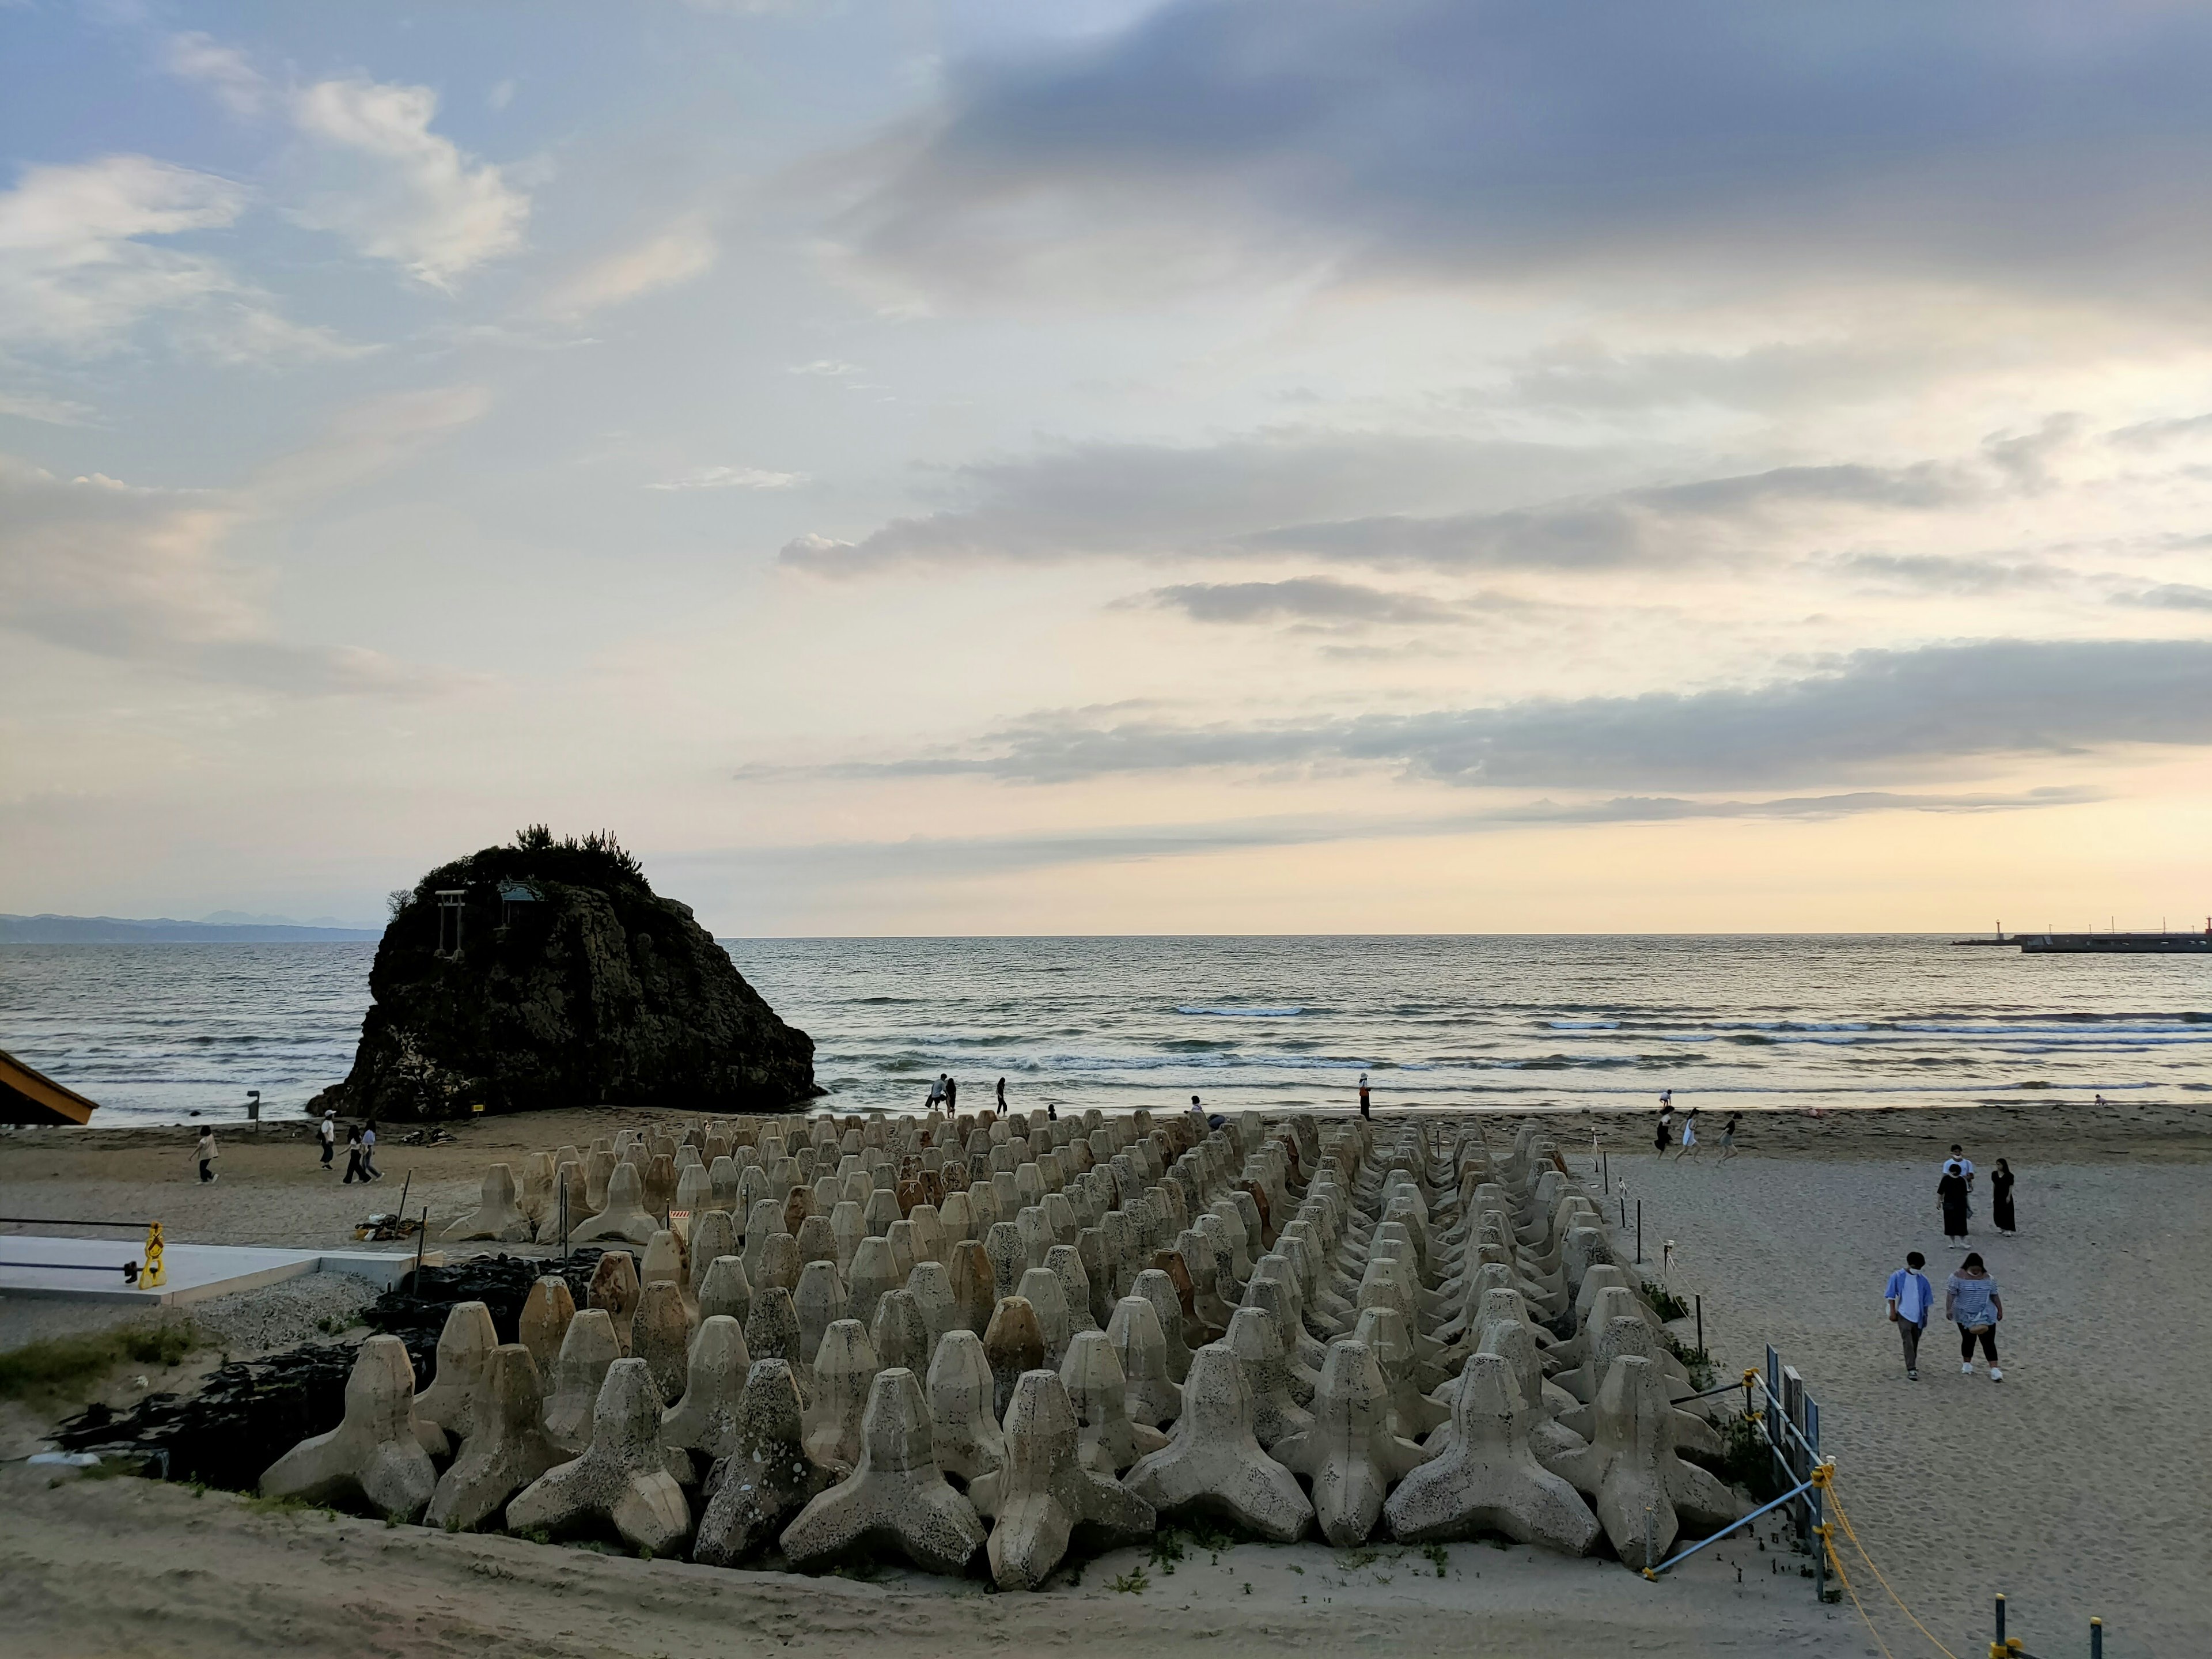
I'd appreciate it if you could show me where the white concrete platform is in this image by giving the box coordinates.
[0,1235,428,1306]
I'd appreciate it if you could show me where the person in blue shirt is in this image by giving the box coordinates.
[1885,1251,1934,1380]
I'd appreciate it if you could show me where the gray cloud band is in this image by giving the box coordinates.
[738,639,2212,791]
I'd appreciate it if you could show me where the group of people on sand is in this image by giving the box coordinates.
[1653,1092,1739,1162]
[187,1113,381,1184]
[1884,1142,2018,1384]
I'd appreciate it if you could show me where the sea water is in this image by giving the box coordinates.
[2,935,2206,1127]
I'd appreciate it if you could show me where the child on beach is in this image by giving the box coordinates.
[1677,1108,1700,1160]
[1884,1250,1933,1380]
[193,1126,218,1183]
[1946,1252,2003,1381]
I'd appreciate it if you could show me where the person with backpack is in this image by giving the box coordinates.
[1884,1250,1934,1380]
[1946,1252,2004,1381]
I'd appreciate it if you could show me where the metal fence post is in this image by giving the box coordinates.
[1635,1199,1643,1264]
[1994,1594,2006,1649]
[1806,1397,1825,1601]
[2092,1616,2103,1658]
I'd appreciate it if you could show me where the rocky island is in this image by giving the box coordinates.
[310,828,815,1121]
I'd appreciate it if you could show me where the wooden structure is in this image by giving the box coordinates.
[0,1046,101,1125]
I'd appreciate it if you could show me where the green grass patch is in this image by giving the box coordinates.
[0,1321,198,1400]
[1641,1280,1691,1322]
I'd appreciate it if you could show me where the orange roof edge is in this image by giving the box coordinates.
[0,1047,100,1125]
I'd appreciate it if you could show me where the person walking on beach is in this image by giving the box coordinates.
[1718,1112,1740,1162]
[1946,1251,2003,1381]
[342,1124,366,1183]
[1937,1159,1972,1246]
[1942,1144,1976,1193]
[1653,1105,1673,1157]
[944,1075,958,1112]
[361,1121,382,1181]
[1676,1108,1700,1161]
[319,1109,338,1170]
[996,1077,1007,1109]
[193,1126,218,1183]
[1358,1072,1372,1120]
[1884,1250,1934,1380]
[1992,1158,2017,1236]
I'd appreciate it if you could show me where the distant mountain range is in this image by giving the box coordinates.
[0,912,382,944]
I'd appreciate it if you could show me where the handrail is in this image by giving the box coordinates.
[1641,1469,1822,1580]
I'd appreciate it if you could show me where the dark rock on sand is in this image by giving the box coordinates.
[310,828,816,1122]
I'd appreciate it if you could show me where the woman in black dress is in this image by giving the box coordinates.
[1937,1162,1971,1245]
[1992,1158,2016,1236]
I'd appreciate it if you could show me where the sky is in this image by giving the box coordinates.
[3,0,2211,937]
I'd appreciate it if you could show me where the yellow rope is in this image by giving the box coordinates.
[1826,1479,1965,1659]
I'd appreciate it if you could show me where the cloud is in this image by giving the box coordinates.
[164,31,268,116]
[0,387,487,694]
[779,426,1986,577]
[1139,576,1466,626]
[828,0,2212,310]
[2112,583,2212,613]
[690,786,2100,884]
[1838,554,2059,595]
[787,359,863,377]
[290,79,529,286]
[543,215,717,317]
[647,464,808,491]
[0,154,354,363]
[744,638,2212,791]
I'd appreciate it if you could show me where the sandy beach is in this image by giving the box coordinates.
[3,1102,2207,1659]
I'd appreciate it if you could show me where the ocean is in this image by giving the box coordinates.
[2,935,2206,1128]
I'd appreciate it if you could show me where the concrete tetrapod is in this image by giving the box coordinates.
[1269,1337,1430,1547]
[544,1309,622,1455]
[925,1328,1006,1496]
[260,1335,437,1521]
[444,1164,533,1244]
[507,1358,692,1556]
[662,1313,752,1467]
[794,1259,847,1367]
[697,1254,753,1328]
[427,1343,562,1532]
[517,1275,576,1376]
[987,1369,1156,1591]
[415,1301,498,1441]
[1382,1352,1599,1554]
[804,1319,881,1469]
[983,1295,1046,1419]
[589,1251,641,1354]
[1123,1342,1313,1543]
[1222,1305,1313,1452]
[1555,1315,1722,1460]
[691,1359,844,1566]
[741,1286,810,1407]
[571,1162,659,1249]
[1060,1328,1166,1476]
[631,1279,692,1406]
[1105,1294,1181,1429]
[779,1367,989,1576]
[870,1286,930,1374]
[1551,1355,1744,1571]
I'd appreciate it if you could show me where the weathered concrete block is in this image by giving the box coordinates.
[870,1286,930,1374]
[1016,1266,1073,1367]
[741,1285,810,1407]
[1222,1305,1313,1450]
[1106,1292,1181,1429]
[794,1259,847,1368]
[544,1308,621,1455]
[1060,1328,1166,1476]
[428,1343,560,1532]
[588,1250,641,1354]
[571,1162,658,1249]
[983,1294,1046,1419]
[445,1164,533,1243]
[847,1236,899,1332]
[804,1318,881,1469]
[1551,1355,1743,1570]
[948,1238,997,1335]
[691,1358,843,1566]
[261,1334,437,1521]
[697,1253,753,1328]
[662,1313,752,1467]
[517,1275,575,1377]
[926,1327,1006,1494]
[507,1358,692,1555]
[631,1279,692,1406]
[415,1301,498,1441]
[780,1368,988,1575]
[1124,1342,1312,1542]
[1270,1338,1431,1547]
[987,1369,1155,1590]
